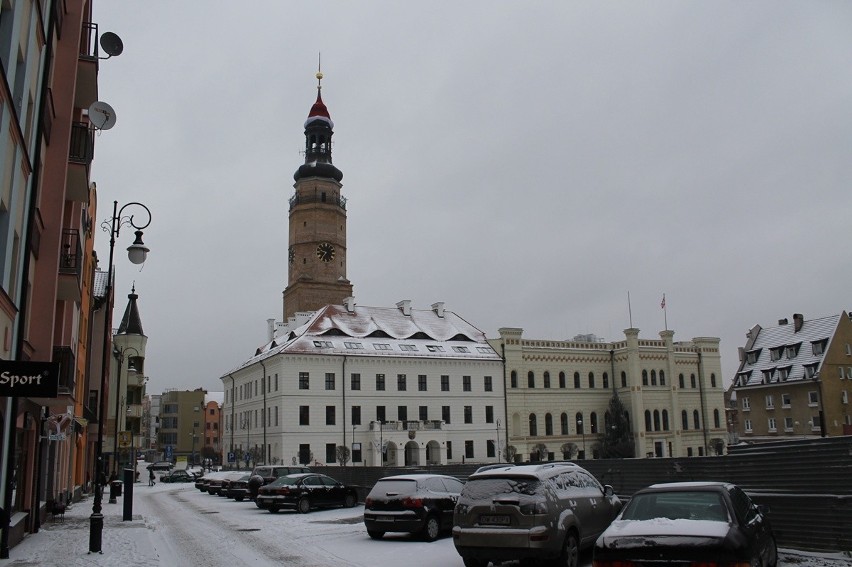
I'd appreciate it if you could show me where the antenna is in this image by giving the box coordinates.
[99,32,124,59]
[316,53,323,90]
[88,101,116,130]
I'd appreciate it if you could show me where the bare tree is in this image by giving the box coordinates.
[336,445,351,466]
[503,445,517,463]
[530,442,548,462]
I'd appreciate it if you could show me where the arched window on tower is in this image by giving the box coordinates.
[662,410,669,430]
[545,413,553,435]
[651,370,657,386]
[510,371,517,388]
[681,410,689,430]
[660,370,666,386]
[693,410,700,429]
[559,371,566,388]
[621,371,627,387]
[603,372,609,389]
[679,374,685,388]
[590,412,598,434]
[642,370,648,386]
[713,409,720,428]
[543,372,551,388]
[574,372,581,389]
[528,371,535,388]
[653,410,661,431]
[691,374,697,388]
[644,410,652,432]
[529,413,538,436]
[560,413,568,435]
[588,372,595,388]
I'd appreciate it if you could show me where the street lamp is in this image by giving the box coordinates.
[111,346,139,476]
[191,405,200,467]
[577,418,586,459]
[90,201,151,554]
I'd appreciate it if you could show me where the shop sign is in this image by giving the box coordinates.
[0,361,60,397]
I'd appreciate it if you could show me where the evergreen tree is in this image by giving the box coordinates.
[599,393,635,458]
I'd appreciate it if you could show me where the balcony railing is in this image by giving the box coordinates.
[69,122,94,164]
[289,193,346,212]
[52,346,76,394]
[79,21,99,60]
[59,228,82,276]
[370,420,444,432]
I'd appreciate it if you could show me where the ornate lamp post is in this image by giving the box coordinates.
[90,201,151,554]
[577,417,586,459]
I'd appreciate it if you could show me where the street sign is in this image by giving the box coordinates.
[165,445,173,460]
[118,431,131,448]
[244,452,251,464]
[227,452,235,463]
[48,433,66,441]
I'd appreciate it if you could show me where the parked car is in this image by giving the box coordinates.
[207,471,247,496]
[159,469,195,483]
[255,473,357,514]
[364,473,465,542]
[452,462,621,567]
[592,481,777,567]
[225,474,253,501]
[196,471,229,492]
[249,465,311,506]
[146,461,173,472]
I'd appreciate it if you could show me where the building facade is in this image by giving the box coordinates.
[490,327,726,460]
[222,301,505,468]
[202,392,223,466]
[0,0,120,550]
[729,312,852,441]
[157,389,206,465]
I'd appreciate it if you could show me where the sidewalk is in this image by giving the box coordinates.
[0,488,159,567]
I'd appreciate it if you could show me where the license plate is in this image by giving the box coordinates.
[480,515,510,526]
[376,515,394,522]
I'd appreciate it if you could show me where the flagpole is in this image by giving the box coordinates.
[628,291,633,328]
[661,293,668,331]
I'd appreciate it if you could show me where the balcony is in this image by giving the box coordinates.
[76,22,99,109]
[289,193,346,212]
[67,122,94,202]
[370,420,444,432]
[57,229,82,302]
[127,373,147,387]
[126,404,143,419]
[53,346,76,396]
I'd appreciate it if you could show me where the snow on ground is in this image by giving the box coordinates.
[0,477,849,567]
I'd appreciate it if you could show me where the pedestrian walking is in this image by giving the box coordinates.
[148,468,155,486]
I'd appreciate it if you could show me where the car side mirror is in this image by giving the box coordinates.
[603,484,615,497]
[757,504,770,515]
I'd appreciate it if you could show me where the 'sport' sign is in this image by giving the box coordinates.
[0,361,60,397]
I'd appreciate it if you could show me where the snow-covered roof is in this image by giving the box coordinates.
[224,303,501,375]
[734,314,840,387]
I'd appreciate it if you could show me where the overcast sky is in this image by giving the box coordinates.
[91,1,852,396]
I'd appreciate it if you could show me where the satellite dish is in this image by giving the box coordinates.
[88,101,116,130]
[99,32,124,58]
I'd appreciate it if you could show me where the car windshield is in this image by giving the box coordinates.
[622,491,728,522]
[267,475,301,487]
[461,477,543,498]
[369,479,417,496]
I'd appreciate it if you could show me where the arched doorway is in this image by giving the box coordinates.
[425,440,441,465]
[404,441,419,466]
[385,442,398,466]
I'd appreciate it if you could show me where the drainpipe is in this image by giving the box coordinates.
[697,350,709,453]
[342,356,347,463]
[227,374,235,467]
[260,361,267,464]
[500,343,509,463]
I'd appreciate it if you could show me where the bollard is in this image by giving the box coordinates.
[122,468,133,521]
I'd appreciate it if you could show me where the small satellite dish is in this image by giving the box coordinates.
[99,32,124,58]
[88,101,116,130]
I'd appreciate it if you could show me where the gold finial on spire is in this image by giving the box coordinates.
[316,53,323,90]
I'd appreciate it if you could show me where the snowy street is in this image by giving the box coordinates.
[0,479,849,567]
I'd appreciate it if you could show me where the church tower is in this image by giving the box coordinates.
[282,70,353,319]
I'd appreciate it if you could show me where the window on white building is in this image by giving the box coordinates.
[808,391,819,406]
[765,395,774,409]
[742,397,750,411]
[744,419,752,433]
[768,418,777,432]
[784,417,794,431]
[781,393,791,408]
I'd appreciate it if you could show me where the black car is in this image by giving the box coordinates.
[159,469,195,483]
[249,465,311,506]
[146,461,173,472]
[593,481,777,567]
[255,473,358,514]
[225,474,253,501]
[364,474,464,542]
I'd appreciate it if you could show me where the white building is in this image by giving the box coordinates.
[221,300,505,467]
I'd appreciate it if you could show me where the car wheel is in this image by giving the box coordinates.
[269,506,279,514]
[555,531,579,567]
[766,536,778,567]
[344,494,356,508]
[462,557,487,567]
[297,497,311,514]
[235,496,244,502]
[421,515,441,542]
[367,529,384,540]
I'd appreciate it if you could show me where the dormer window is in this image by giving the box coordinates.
[736,371,752,387]
[786,343,801,359]
[804,364,817,379]
[399,344,418,352]
[770,348,783,362]
[373,343,392,351]
[344,341,363,350]
[451,346,470,353]
[426,345,444,352]
[476,346,493,354]
[811,339,828,356]
[779,366,791,381]
[312,340,333,348]
[762,369,774,383]
[746,350,760,364]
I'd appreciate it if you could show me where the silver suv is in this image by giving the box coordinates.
[452,463,621,567]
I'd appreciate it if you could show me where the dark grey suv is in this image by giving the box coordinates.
[452,463,621,567]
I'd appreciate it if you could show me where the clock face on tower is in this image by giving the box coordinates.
[316,242,335,262]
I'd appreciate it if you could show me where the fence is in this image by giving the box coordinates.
[318,435,852,553]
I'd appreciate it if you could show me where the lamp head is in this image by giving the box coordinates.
[127,230,149,264]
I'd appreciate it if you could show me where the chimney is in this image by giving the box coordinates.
[431,302,445,318]
[778,318,788,325]
[793,313,804,332]
[343,297,356,313]
[267,318,276,342]
[396,300,411,316]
